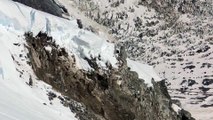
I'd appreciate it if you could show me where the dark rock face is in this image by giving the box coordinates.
[201,104,213,108]
[187,79,197,86]
[77,19,83,29]
[202,79,213,86]
[25,32,194,120]
[199,87,210,93]
[13,0,67,17]
[180,79,197,87]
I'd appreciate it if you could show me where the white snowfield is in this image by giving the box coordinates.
[0,37,77,120]
[0,0,162,119]
[127,58,161,87]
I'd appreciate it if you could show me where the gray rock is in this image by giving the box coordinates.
[25,32,194,120]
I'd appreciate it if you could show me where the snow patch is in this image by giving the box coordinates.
[127,58,161,87]
[45,46,52,52]
[172,104,182,114]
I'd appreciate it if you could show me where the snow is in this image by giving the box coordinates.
[0,0,79,120]
[202,96,213,106]
[127,58,161,87]
[172,104,182,114]
[181,98,213,120]
[0,31,77,120]
[45,46,52,52]
[0,0,118,71]
[68,30,118,69]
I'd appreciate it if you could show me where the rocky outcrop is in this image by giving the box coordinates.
[25,32,194,120]
[63,1,213,118]
[13,0,68,17]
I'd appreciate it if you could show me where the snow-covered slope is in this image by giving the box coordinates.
[0,22,77,120]
[1,0,161,85]
[0,0,165,119]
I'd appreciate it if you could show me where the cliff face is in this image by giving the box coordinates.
[25,32,194,120]
[12,0,68,17]
[57,0,213,119]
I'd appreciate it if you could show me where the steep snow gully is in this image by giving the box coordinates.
[0,0,194,120]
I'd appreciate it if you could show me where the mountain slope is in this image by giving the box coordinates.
[0,0,194,120]
[59,0,213,119]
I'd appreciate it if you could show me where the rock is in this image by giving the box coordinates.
[199,87,210,93]
[29,76,33,86]
[183,65,196,70]
[202,78,213,86]
[201,104,213,108]
[47,92,57,101]
[13,0,66,17]
[180,109,195,120]
[65,5,213,114]
[188,79,197,86]
[25,32,194,120]
[77,19,83,29]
